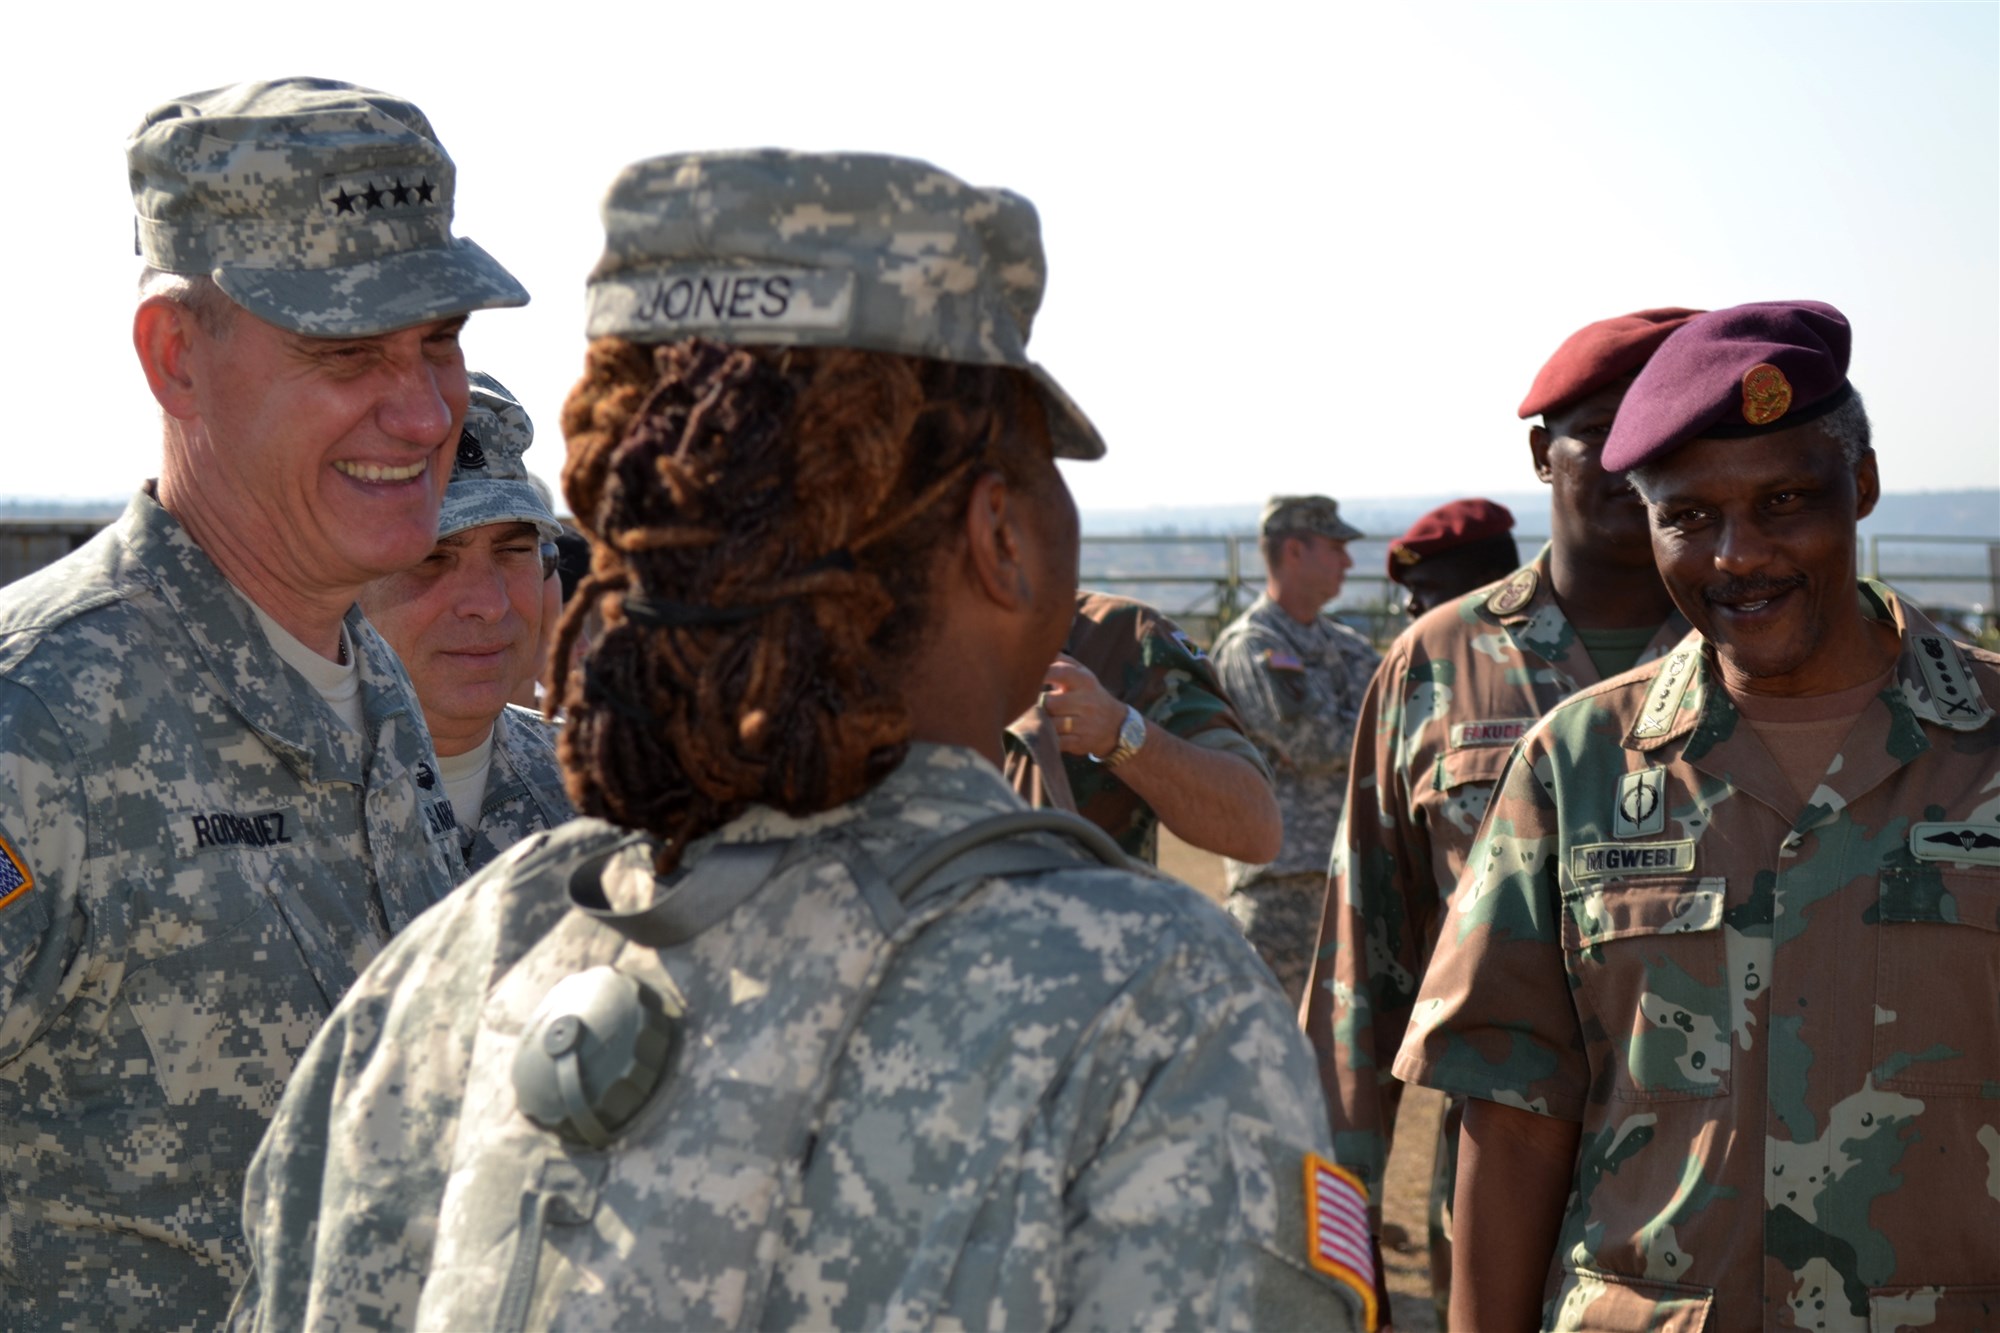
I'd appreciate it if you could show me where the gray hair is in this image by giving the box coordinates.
[1629,389,1870,500]
[137,265,238,337]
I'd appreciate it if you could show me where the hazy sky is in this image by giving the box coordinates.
[7,2,1994,517]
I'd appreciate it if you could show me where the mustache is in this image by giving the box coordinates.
[1703,574,1807,605]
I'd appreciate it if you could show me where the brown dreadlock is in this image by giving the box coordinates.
[553,336,1052,868]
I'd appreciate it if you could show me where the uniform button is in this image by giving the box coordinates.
[544,1014,583,1056]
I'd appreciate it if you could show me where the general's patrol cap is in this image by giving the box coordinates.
[437,373,563,542]
[1603,300,1853,472]
[1517,307,1705,420]
[583,150,1106,461]
[128,77,528,337]
[1387,498,1515,583]
[1261,495,1363,542]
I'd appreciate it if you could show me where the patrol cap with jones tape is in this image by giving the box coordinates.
[584,149,1105,460]
[437,372,563,543]
[128,77,528,337]
[1261,494,1363,542]
[1603,300,1853,472]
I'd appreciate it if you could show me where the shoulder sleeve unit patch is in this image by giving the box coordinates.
[1303,1152,1377,1328]
[0,831,34,912]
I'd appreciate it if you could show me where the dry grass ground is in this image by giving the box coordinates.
[1158,831,1442,1333]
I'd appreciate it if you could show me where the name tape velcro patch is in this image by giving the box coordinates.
[1571,839,1696,882]
[592,267,856,337]
[1449,718,1534,750]
[1304,1152,1377,1326]
[0,831,33,912]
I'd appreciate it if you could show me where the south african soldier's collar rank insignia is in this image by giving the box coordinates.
[1632,648,1698,741]
[1911,634,1990,729]
[1485,566,1538,617]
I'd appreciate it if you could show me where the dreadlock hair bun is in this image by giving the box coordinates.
[554,336,1050,867]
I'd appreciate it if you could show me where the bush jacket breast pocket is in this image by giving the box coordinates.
[1562,875,1731,1102]
[1429,744,1512,842]
[1875,864,2000,1095]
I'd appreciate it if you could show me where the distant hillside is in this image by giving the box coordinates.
[1081,489,1998,538]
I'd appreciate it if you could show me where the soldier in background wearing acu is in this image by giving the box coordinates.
[1005,589,1281,865]
[0,79,526,1328]
[1398,300,2000,1331]
[1302,308,1696,1325]
[359,373,574,875]
[234,150,1373,1332]
[1211,495,1382,1005]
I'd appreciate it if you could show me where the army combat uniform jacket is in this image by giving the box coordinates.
[1303,547,1687,1212]
[1395,586,2000,1332]
[0,490,461,1330]
[235,744,1370,1331]
[458,704,573,876]
[1212,594,1380,889]
[1005,590,1269,860]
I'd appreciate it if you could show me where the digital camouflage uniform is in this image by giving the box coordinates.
[1212,592,1381,1003]
[235,744,1368,1331]
[1005,589,1270,860]
[1395,586,2000,1331]
[1303,545,1689,1218]
[0,491,463,1329]
[458,705,573,876]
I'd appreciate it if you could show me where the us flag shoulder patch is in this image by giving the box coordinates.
[0,831,34,912]
[1303,1151,1376,1327]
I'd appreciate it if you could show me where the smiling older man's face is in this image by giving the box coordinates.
[1642,423,1879,696]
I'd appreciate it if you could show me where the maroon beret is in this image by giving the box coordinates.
[1387,498,1516,583]
[1518,307,1706,420]
[1602,300,1852,472]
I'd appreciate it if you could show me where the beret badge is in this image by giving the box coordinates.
[1391,543,1420,567]
[1740,363,1793,426]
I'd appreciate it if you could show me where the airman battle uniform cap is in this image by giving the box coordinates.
[1261,495,1364,542]
[1517,307,1705,420]
[1603,300,1853,472]
[584,150,1106,460]
[128,77,528,336]
[1386,498,1515,583]
[438,372,563,543]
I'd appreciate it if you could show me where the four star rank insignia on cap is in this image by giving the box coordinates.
[1740,363,1793,425]
[1303,1152,1376,1327]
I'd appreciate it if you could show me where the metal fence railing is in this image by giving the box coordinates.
[7,520,1998,650]
[1082,531,2000,649]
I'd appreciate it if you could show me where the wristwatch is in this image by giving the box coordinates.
[1094,704,1148,768]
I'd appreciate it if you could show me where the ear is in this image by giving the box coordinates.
[133,296,202,421]
[960,471,1032,611]
[1852,448,1881,522]
[1528,424,1554,484]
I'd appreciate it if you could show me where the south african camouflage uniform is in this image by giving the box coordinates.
[1394,585,2000,1331]
[0,489,461,1330]
[1302,546,1688,1218]
[1211,593,1381,1003]
[1005,590,1269,860]
[457,704,573,876]
[234,744,1369,1331]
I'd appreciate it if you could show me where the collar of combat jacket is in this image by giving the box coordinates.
[121,485,435,789]
[1621,581,1993,832]
[1471,542,1690,692]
